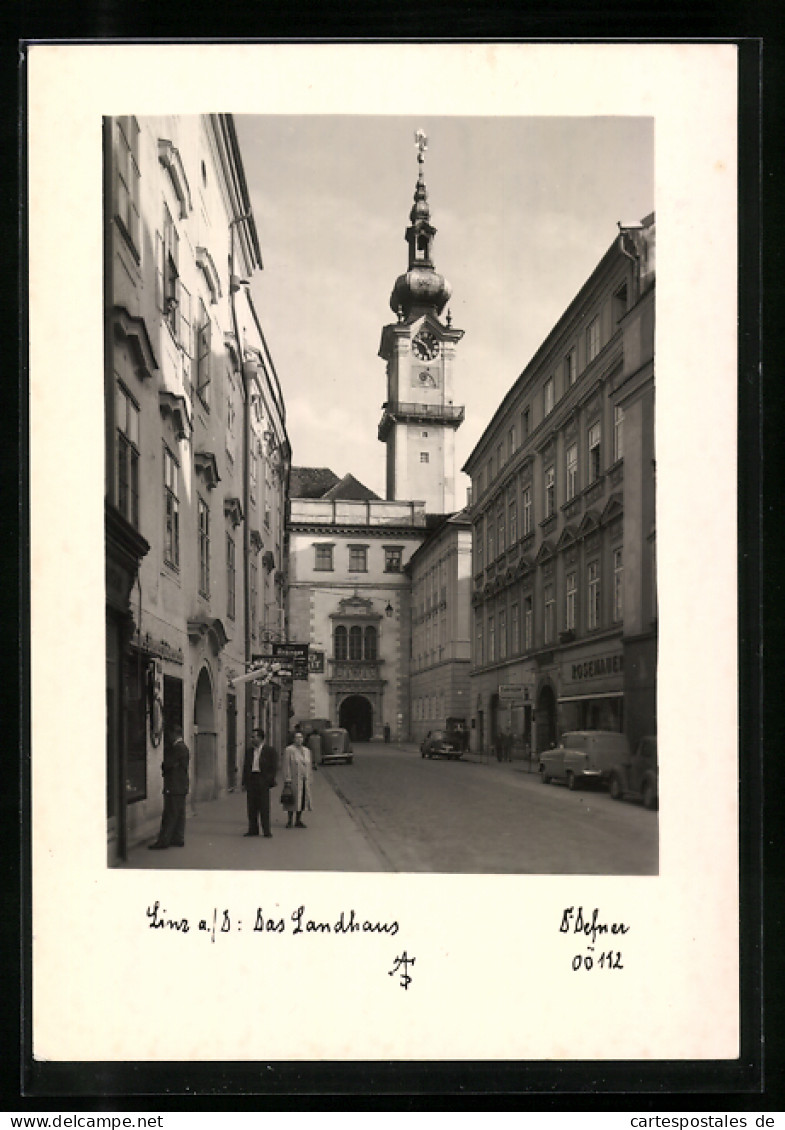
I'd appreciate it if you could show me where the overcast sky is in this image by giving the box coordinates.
[234,115,653,501]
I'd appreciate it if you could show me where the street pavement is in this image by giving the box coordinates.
[119,740,658,874]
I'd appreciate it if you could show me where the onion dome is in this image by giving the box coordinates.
[389,130,452,318]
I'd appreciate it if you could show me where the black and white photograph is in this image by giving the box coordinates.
[106,112,657,876]
[29,42,739,1067]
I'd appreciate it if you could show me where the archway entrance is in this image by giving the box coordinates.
[536,683,557,753]
[193,667,217,801]
[339,695,373,741]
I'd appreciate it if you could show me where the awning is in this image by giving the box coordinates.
[558,691,624,704]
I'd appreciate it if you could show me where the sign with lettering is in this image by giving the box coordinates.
[272,641,310,680]
[308,649,324,674]
[499,684,525,702]
[564,652,624,684]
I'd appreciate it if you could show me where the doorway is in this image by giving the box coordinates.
[193,667,217,801]
[339,695,373,741]
[537,683,557,752]
[226,691,238,790]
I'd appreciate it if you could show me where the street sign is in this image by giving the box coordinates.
[272,641,309,680]
[499,684,524,702]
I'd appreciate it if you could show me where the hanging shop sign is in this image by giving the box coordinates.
[272,641,310,680]
[308,649,325,674]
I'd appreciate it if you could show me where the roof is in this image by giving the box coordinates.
[321,473,380,501]
[289,467,341,499]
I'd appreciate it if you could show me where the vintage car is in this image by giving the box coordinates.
[608,735,658,809]
[539,730,631,790]
[319,727,353,766]
[420,730,462,760]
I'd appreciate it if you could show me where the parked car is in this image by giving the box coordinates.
[539,730,630,790]
[319,727,353,765]
[608,735,658,809]
[420,730,462,760]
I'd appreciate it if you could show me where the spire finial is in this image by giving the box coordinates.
[414,129,428,165]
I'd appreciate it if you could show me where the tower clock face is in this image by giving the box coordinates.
[412,331,440,361]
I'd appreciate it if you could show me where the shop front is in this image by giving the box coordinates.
[557,643,625,736]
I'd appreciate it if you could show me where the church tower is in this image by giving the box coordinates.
[378,131,465,513]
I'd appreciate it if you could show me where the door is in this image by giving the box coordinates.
[226,692,237,790]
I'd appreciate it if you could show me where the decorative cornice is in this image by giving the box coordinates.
[158,391,192,441]
[224,496,244,528]
[113,307,158,379]
[158,139,192,218]
[249,529,264,554]
[196,246,222,303]
[194,450,221,490]
[187,615,229,655]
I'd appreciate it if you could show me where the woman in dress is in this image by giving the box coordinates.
[281,729,313,829]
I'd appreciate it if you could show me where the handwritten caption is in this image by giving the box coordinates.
[560,905,630,972]
[146,902,414,987]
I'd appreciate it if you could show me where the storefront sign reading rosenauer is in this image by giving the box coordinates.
[570,653,624,681]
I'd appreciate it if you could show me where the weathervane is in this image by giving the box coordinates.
[414,129,428,164]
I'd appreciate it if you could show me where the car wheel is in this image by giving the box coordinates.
[642,779,657,810]
[566,771,577,791]
[540,765,551,784]
[609,773,623,801]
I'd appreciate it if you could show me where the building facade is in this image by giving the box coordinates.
[104,114,290,861]
[287,483,427,741]
[463,217,656,760]
[407,509,473,744]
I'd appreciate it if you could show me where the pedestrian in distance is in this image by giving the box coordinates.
[242,727,278,838]
[148,724,190,850]
[281,729,313,829]
[306,727,321,771]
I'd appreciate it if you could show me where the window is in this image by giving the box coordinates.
[497,442,504,470]
[475,519,484,571]
[613,548,624,621]
[587,561,600,630]
[334,625,348,660]
[476,468,484,499]
[314,544,334,571]
[115,382,140,528]
[115,117,140,254]
[420,451,429,463]
[545,465,556,517]
[226,534,236,620]
[566,442,578,501]
[349,545,368,572]
[564,348,576,387]
[588,422,602,483]
[349,626,363,661]
[163,445,179,568]
[498,609,507,661]
[524,596,533,651]
[508,425,517,459]
[566,571,577,631]
[488,614,495,663]
[522,485,532,536]
[487,519,495,563]
[586,316,600,363]
[163,204,179,334]
[497,503,506,554]
[511,603,520,655]
[364,626,377,661]
[198,497,210,598]
[522,407,530,440]
[613,405,624,462]
[508,492,518,545]
[488,455,494,483]
[249,451,257,494]
[475,614,484,667]
[544,584,555,644]
[250,561,258,638]
[384,547,403,572]
[195,298,211,408]
[543,376,554,416]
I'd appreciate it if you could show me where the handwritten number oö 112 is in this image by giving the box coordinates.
[572,951,624,971]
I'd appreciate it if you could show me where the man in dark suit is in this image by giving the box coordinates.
[242,728,278,838]
[148,724,190,850]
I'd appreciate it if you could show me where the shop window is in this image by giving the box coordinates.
[115,382,140,528]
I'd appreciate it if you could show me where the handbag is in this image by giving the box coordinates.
[280,781,294,807]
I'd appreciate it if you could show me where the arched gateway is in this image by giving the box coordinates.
[339,695,373,742]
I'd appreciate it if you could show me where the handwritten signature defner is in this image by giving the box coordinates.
[560,906,630,972]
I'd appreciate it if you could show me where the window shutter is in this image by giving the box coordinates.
[179,280,191,355]
[155,231,164,312]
